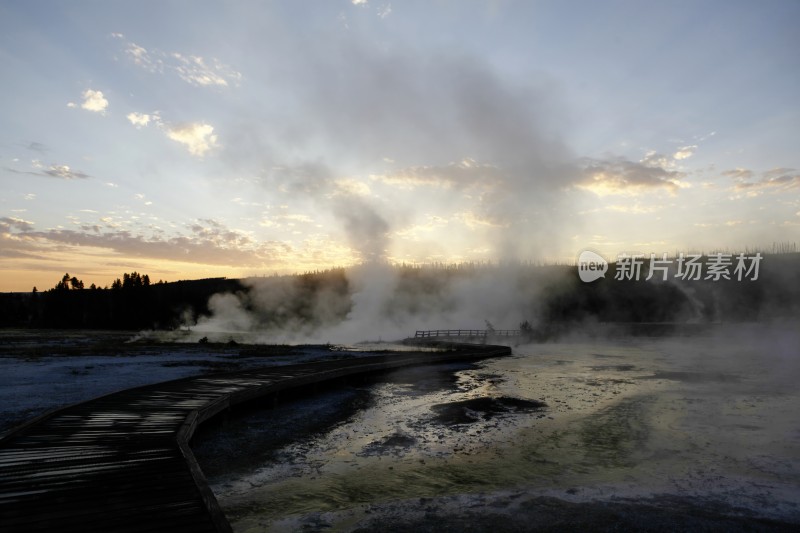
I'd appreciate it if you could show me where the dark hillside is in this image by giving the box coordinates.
[1,254,797,332]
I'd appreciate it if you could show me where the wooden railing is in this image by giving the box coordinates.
[414,329,520,339]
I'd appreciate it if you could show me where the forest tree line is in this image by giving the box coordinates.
[5,273,245,330]
[40,271,157,293]
[1,254,798,332]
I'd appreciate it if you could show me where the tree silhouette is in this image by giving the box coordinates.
[51,273,85,291]
[122,272,147,289]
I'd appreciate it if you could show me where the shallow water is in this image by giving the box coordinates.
[196,324,800,531]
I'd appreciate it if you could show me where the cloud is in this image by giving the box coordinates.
[1,217,293,268]
[165,123,218,156]
[116,37,240,88]
[580,203,664,215]
[393,215,449,239]
[639,145,698,170]
[259,211,316,228]
[692,219,749,229]
[0,216,35,232]
[605,204,664,214]
[172,53,242,87]
[126,112,152,128]
[673,145,697,160]
[127,111,219,158]
[455,210,508,229]
[577,156,686,196]
[133,193,153,206]
[43,165,90,179]
[334,178,372,197]
[721,168,754,182]
[277,214,315,224]
[640,151,672,169]
[186,218,256,248]
[4,162,90,180]
[371,159,500,190]
[763,167,798,181]
[75,89,109,114]
[728,167,800,195]
[25,142,48,153]
[124,41,163,73]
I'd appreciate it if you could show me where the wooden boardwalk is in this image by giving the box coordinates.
[0,344,510,532]
[414,329,521,341]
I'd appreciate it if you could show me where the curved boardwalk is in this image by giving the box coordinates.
[0,344,510,532]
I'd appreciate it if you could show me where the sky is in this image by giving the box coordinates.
[1,0,798,292]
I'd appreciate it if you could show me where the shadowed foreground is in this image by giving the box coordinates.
[0,343,509,532]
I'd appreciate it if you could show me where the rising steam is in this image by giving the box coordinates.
[192,26,583,343]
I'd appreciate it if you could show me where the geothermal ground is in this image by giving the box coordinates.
[193,323,800,532]
[2,325,799,531]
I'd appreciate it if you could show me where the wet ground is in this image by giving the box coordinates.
[193,322,800,531]
[0,329,415,435]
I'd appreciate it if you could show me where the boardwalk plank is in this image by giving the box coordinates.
[0,344,510,532]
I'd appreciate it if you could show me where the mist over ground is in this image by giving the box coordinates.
[189,252,800,344]
[197,322,800,531]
